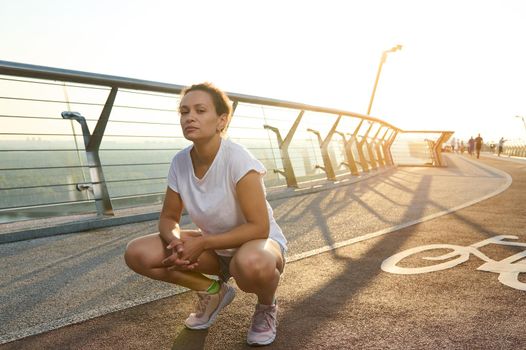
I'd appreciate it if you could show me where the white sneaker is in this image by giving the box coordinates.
[184,282,235,330]
[247,302,278,346]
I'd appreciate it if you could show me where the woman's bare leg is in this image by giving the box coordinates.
[124,231,220,291]
[230,239,284,305]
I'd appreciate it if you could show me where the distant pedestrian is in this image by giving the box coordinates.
[468,137,475,156]
[498,137,507,157]
[475,133,483,159]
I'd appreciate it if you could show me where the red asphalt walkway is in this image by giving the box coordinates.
[1,155,525,349]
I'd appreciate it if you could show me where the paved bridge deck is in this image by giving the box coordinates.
[1,153,525,349]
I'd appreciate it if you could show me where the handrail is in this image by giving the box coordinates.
[0,59,454,226]
[0,60,400,130]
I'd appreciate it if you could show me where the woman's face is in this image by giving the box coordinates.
[179,90,226,142]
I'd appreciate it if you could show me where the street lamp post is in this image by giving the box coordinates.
[367,45,402,115]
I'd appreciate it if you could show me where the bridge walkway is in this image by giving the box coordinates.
[1,154,525,349]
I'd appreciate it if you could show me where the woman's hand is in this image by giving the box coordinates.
[179,235,206,265]
[162,238,198,270]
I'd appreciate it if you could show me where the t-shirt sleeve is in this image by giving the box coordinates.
[167,156,180,193]
[230,145,267,184]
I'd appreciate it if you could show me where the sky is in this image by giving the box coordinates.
[1,0,526,143]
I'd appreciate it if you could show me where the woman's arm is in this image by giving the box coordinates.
[179,170,270,262]
[159,187,184,245]
[207,170,270,247]
[160,187,200,268]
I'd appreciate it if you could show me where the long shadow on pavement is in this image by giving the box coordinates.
[171,329,208,350]
[272,175,433,347]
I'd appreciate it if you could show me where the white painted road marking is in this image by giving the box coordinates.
[381,235,526,291]
[0,156,514,344]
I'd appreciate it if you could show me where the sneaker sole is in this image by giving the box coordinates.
[185,286,236,330]
[247,334,276,346]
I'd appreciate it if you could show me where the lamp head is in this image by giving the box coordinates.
[388,45,403,52]
[61,111,85,122]
[307,128,320,136]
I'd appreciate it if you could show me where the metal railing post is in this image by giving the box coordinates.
[371,125,385,167]
[357,121,377,171]
[223,100,238,134]
[425,139,437,166]
[307,126,335,180]
[263,110,304,188]
[376,127,390,167]
[335,130,360,176]
[0,59,462,228]
[307,115,341,181]
[364,122,378,170]
[352,120,369,172]
[433,131,454,167]
[385,130,398,166]
[61,87,118,216]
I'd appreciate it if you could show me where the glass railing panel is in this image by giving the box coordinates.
[286,111,339,182]
[391,132,441,165]
[0,76,66,101]
[291,138,327,183]
[0,61,450,225]
[106,178,166,198]
[114,89,179,113]
[367,123,382,141]
[328,138,348,176]
[0,202,96,224]
[0,184,91,209]
[229,103,290,187]
[338,115,363,135]
[349,143,366,172]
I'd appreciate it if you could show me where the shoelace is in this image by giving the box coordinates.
[251,307,276,332]
[195,293,211,316]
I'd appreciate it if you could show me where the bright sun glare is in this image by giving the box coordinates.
[1,0,526,143]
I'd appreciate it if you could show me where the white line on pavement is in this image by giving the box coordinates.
[0,158,512,345]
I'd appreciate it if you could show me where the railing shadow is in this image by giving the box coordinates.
[275,155,519,346]
[274,174,433,346]
[2,155,517,348]
[171,329,209,350]
[273,174,401,256]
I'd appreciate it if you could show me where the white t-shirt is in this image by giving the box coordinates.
[167,138,287,257]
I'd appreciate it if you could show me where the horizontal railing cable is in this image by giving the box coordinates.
[0,59,453,225]
[0,96,178,113]
[0,114,181,127]
[1,165,88,171]
[0,176,167,191]
[0,132,183,139]
[0,60,401,130]
[0,148,180,152]
[111,191,165,200]
[1,75,186,100]
[0,199,94,211]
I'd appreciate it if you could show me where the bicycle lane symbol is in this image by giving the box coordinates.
[381,235,526,291]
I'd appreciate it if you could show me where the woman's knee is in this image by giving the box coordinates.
[124,238,144,270]
[124,235,163,271]
[232,250,276,283]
